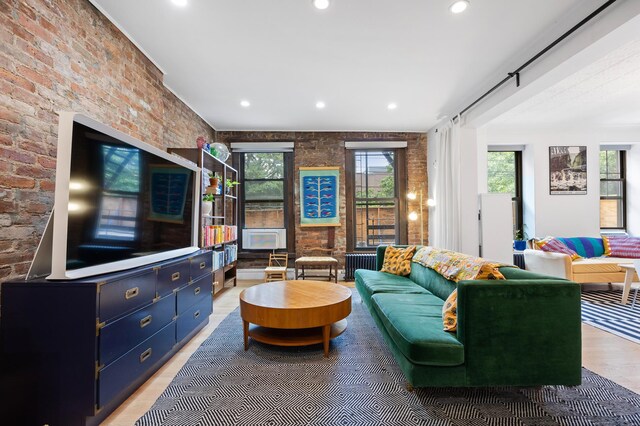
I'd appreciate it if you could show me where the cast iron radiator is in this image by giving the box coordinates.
[513,252,526,269]
[344,253,377,281]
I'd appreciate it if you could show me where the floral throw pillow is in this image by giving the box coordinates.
[380,246,416,276]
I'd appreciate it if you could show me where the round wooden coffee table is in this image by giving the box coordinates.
[239,280,352,357]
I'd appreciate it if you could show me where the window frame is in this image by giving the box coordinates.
[487,150,523,236]
[345,148,407,252]
[235,151,295,253]
[599,149,626,230]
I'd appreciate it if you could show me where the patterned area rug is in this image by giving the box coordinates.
[582,289,640,345]
[138,292,640,426]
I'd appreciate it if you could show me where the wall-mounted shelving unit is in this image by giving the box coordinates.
[168,148,238,295]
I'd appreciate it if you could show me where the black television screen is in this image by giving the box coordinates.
[30,113,200,280]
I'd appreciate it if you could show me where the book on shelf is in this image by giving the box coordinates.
[212,250,225,270]
[201,225,238,247]
[224,244,237,266]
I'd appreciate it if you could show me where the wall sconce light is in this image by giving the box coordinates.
[407,190,424,245]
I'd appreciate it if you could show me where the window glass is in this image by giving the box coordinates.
[487,151,522,237]
[242,153,285,229]
[487,151,516,196]
[354,151,397,248]
[599,150,625,229]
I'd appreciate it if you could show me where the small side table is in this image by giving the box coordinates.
[619,264,639,305]
[295,256,339,283]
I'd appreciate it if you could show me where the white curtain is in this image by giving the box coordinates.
[432,120,461,251]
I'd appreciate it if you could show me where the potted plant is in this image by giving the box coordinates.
[225,178,240,195]
[513,229,528,251]
[209,172,221,193]
[202,193,214,216]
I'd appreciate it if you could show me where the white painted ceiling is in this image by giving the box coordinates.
[91,0,586,132]
[488,38,640,129]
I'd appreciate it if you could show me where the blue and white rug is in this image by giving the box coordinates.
[582,289,640,344]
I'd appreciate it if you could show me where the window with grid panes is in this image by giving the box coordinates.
[600,150,626,229]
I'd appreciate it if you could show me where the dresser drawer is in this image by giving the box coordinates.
[99,270,157,322]
[99,293,176,367]
[176,273,212,314]
[177,296,211,342]
[190,251,212,281]
[98,321,176,408]
[156,258,191,297]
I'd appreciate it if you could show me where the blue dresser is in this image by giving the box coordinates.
[0,250,213,426]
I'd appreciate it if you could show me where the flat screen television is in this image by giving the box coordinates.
[28,112,200,280]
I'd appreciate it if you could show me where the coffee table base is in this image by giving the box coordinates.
[244,319,347,357]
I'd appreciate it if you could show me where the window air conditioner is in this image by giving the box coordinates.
[242,229,287,250]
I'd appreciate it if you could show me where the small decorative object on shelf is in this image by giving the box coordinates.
[210,142,230,162]
[209,172,221,192]
[196,135,207,150]
[202,193,214,216]
[225,178,240,195]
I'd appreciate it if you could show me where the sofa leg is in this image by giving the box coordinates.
[406,383,414,392]
[608,282,613,290]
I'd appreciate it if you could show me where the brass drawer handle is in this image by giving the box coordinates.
[194,287,201,296]
[171,272,180,281]
[193,310,200,319]
[125,287,139,300]
[140,315,152,328]
[199,261,206,269]
[140,348,152,363]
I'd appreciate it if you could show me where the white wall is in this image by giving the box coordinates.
[480,126,640,238]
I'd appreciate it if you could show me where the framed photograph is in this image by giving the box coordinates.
[549,146,587,195]
[299,167,340,227]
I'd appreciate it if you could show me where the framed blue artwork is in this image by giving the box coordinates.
[299,167,340,227]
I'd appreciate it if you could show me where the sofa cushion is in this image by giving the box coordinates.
[603,236,640,258]
[409,262,456,301]
[371,293,464,366]
[380,245,416,276]
[557,237,604,258]
[535,237,581,260]
[571,257,631,274]
[354,270,429,299]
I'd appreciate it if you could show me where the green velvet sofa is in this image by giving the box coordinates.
[354,245,582,387]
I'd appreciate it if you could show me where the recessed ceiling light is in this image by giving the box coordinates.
[387,103,398,110]
[313,0,330,10]
[316,101,326,109]
[240,100,251,108]
[449,0,469,14]
[171,0,188,6]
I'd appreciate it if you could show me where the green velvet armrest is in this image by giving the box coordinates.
[456,279,582,386]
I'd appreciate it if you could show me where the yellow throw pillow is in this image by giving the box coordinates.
[380,246,416,276]
[442,290,458,332]
[442,263,505,332]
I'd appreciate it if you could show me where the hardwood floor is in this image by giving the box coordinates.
[101,280,640,425]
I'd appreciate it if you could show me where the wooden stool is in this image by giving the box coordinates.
[295,256,338,283]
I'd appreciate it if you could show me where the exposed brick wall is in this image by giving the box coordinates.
[0,0,215,280]
[217,132,428,269]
